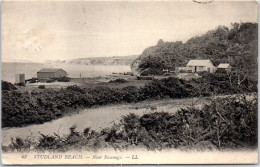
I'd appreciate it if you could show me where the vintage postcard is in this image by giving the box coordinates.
[1,0,258,165]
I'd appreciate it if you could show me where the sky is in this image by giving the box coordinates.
[1,0,258,63]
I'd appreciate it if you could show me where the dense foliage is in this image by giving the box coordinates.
[2,81,17,91]
[109,78,128,83]
[38,85,45,89]
[56,77,70,82]
[132,22,257,77]
[2,72,257,128]
[3,95,257,152]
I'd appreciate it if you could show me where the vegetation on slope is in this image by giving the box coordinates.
[132,22,258,76]
[2,72,257,128]
[3,95,257,152]
[2,81,17,91]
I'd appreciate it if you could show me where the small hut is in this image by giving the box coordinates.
[37,68,67,79]
[15,74,25,84]
[216,64,232,74]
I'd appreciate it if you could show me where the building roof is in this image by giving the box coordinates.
[187,60,212,66]
[217,63,231,68]
[38,68,64,73]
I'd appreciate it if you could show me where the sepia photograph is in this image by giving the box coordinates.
[1,0,258,165]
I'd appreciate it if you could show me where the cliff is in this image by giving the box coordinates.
[46,55,138,66]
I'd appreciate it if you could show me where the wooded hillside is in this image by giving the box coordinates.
[131,22,257,77]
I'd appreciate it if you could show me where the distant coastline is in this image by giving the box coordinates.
[2,62,132,83]
[2,59,35,63]
[2,55,138,66]
[2,62,42,64]
[45,55,138,66]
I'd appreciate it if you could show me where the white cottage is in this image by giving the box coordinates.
[186,60,216,73]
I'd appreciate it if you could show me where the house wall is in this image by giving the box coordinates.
[188,65,209,73]
[226,66,231,73]
[205,62,217,73]
[187,62,216,73]
[37,70,67,79]
[15,74,25,83]
[197,66,206,72]
[187,66,195,72]
[20,74,25,83]
[52,70,67,78]
[37,72,55,79]
[216,66,231,74]
[15,74,20,83]
[216,68,226,73]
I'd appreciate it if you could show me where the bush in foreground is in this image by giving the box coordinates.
[56,77,70,82]
[3,95,257,152]
[2,81,17,91]
[38,85,45,89]
[109,78,127,83]
[1,74,257,128]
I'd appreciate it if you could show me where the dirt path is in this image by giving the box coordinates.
[2,97,212,146]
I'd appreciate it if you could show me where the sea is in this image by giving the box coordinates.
[2,62,131,83]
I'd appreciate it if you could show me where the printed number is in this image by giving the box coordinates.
[21,155,27,159]
[132,155,138,159]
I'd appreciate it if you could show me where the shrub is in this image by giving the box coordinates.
[141,68,164,76]
[197,71,209,76]
[66,85,85,94]
[2,81,17,91]
[46,79,55,83]
[31,78,38,83]
[139,77,197,100]
[15,82,26,87]
[56,77,70,82]
[38,85,45,89]
[1,74,257,128]
[121,86,139,102]
[108,95,257,150]
[109,78,127,83]
[26,78,38,83]
[4,95,257,152]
